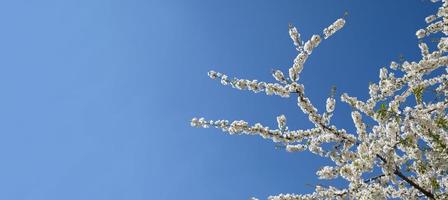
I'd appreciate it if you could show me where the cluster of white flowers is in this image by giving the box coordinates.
[288,51,308,82]
[351,111,367,142]
[191,116,325,144]
[322,97,336,125]
[276,114,287,130]
[288,24,302,50]
[285,144,307,152]
[326,97,336,113]
[316,166,338,180]
[303,35,321,54]
[207,70,291,97]
[268,186,347,200]
[288,18,343,82]
[272,70,287,83]
[192,1,448,199]
[426,14,437,24]
[323,18,346,39]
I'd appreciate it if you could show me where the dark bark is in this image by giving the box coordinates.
[376,155,435,199]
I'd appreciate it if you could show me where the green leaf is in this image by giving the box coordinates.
[412,85,425,104]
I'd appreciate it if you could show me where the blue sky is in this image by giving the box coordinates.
[0,0,438,199]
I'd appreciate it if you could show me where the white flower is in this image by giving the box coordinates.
[277,114,287,130]
[416,29,427,39]
[303,35,321,54]
[220,74,229,85]
[190,117,199,127]
[425,15,437,23]
[438,37,448,51]
[192,2,448,199]
[273,70,285,82]
[311,34,321,46]
[323,18,345,39]
[288,67,299,82]
[304,40,313,54]
[316,166,338,179]
[326,97,336,113]
[286,144,306,152]
[379,67,388,80]
[289,25,302,48]
[390,61,399,70]
[207,70,219,79]
[419,42,429,57]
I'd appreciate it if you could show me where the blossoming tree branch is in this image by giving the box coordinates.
[191,0,448,199]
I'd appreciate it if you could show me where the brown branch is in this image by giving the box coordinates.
[294,91,443,199]
[293,93,435,198]
[376,155,435,199]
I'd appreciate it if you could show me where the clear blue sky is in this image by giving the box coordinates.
[0,0,438,199]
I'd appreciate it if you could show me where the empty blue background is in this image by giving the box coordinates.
[0,0,438,199]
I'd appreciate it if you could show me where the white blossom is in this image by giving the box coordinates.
[416,29,427,39]
[304,35,321,54]
[425,15,437,23]
[289,24,302,49]
[323,18,345,39]
[192,1,448,199]
[277,114,287,130]
[316,166,338,179]
[379,67,388,80]
[273,70,286,83]
[286,144,306,152]
[326,97,335,113]
[419,42,430,58]
[390,61,399,70]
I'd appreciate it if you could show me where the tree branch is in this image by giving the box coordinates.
[376,155,435,199]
